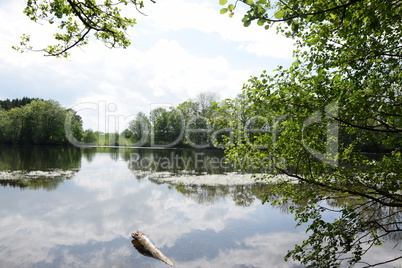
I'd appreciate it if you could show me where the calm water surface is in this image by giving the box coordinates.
[0,146,398,267]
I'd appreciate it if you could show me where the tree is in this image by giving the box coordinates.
[82,129,98,144]
[13,0,155,58]
[193,92,219,118]
[67,109,84,143]
[25,100,70,144]
[124,93,221,148]
[212,93,259,149]
[149,107,165,128]
[177,101,199,123]
[0,108,9,143]
[0,97,42,110]
[128,112,150,146]
[6,107,26,144]
[185,92,220,147]
[153,108,184,146]
[0,99,84,145]
[219,0,401,267]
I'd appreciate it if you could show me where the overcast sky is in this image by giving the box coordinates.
[0,0,294,131]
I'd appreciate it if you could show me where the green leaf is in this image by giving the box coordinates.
[219,0,228,5]
[244,20,251,27]
[220,8,228,14]
[308,35,320,45]
[274,10,284,19]
[257,19,265,26]
[291,23,299,33]
[332,74,341,83]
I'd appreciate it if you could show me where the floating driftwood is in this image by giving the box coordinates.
[131,230,174,266]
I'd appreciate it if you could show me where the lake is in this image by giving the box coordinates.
[0,146,399,267]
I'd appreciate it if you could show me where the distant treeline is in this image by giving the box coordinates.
[0,98,85,145]
[0,97,44,111]
[0,96,394,152]
[116,92,395,152]
[117,92,221,148]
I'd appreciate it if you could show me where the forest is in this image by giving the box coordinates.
[1,94,397,154]
[119,92,397,155]
[0,98,84,145]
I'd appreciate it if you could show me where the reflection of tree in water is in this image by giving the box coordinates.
[82,148,96,163]
[172,185,224,205]
[160,178,402,266]
[167,183,268,207]
[0,145,82,171]
[232,185,263,207]
[262,183,402,267]
[109,149,119,161]
[0,145,81,190]
[123,148,232,177]
[0,176,70,191]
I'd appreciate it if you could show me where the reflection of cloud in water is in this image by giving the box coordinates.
[56,245,133,268]
[172,232,401,268]
[149,172,260,185]
[147,172,296,186]
[0,169,78,190]
[0,156,263,266]
[0,153,399,267]
[175,232,307,268]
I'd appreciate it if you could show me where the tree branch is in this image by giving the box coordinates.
[275,167,402,208]
[361,255,402,268]
[243,0,362,23]
[45,28,91,57]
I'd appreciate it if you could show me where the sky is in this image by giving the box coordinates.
[0,0,295,131]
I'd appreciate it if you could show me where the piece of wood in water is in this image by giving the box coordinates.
[132,239,154,258]
[131,230,174,266]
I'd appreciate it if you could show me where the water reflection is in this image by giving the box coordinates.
[0,145,81,190]
[0,146,400,267]
[164,184,267,207]
[0,174,67,190]
[0,146,306,267]
[124,148,233,175]
[0,145,82,171]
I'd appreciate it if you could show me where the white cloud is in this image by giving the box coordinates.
[0,0,293,132]
[64,39,250,130]
[143,39,247,97]
[145,0,295,59]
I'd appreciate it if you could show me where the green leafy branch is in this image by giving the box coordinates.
[13,0,155,57]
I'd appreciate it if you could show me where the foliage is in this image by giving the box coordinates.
[219,0,402,267]
[122,92,220,147]
[0,97,43,110]
[0,145,82,190]
[262,182,402,267]
[128,112,150,146]
[13,0,155,57]
[82,129,98,144]
[0,98,83,145]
